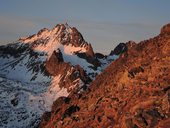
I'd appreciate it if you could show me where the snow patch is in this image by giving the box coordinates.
[0,75,70,128]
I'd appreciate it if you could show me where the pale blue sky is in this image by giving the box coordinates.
[0,0,170,53]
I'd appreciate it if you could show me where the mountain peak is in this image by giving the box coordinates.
[52,23,72,35]
[18,23,94,57]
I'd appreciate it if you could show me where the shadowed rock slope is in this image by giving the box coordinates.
[40,23,170,128]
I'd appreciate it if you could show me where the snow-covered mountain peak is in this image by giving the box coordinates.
[18,23,93,58]
[0,23,98,83]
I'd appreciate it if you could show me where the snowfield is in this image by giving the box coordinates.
[0,75,71,128]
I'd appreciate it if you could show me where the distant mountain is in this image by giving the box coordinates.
[0,23,124,128]
[40,23,170,128]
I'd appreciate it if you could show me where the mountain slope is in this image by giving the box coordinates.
[40,24,170,128]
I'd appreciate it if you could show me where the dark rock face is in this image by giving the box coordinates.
[52,49,64,63]
[0,43,30,58]
[11,98,19,107]
[45,50,69,76]
[68,26,85,46]
[128,66,144,78]
[62,105,80,119]
[110,43,127,55]
[39,112,51,128]
[73,65,92,84]
[86,43,95,57]
[40,24,170,128]
[76,52,101,69]
[45,50,91,92]
[95,53,105,59]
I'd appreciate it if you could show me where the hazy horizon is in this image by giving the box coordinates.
[0,0,170,53]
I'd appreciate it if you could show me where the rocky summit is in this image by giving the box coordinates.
[40,24,170,128]
[161,23,170,35]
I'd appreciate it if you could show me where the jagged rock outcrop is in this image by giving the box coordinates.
[46,49,91,92]
[161,23,170,34]
[86,43,95,57]
[40,23,170,128]
[45,50,68,76]
[95,53,105,59]
[110,43,127,55]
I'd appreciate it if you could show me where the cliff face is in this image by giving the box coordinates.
[40,24,170,128]
[45,49,91,92]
